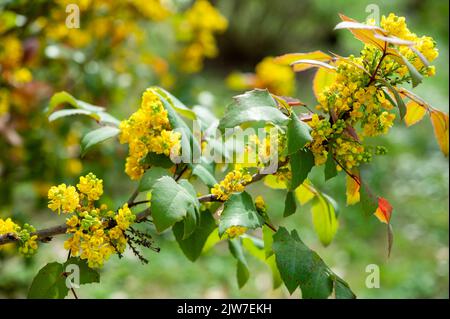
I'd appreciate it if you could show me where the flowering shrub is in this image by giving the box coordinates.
[0,11,448,299]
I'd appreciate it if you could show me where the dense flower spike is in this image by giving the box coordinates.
[211,169,252,201]
[119,89,181,180]
[49,174,138,268]
[306,13,439,170]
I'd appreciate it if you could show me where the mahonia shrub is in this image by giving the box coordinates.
[0,12,448,299]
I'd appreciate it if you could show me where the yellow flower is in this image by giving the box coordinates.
[255,195,266,212]
[77,172,103,201]
[115,204,135,231]
[48,184,80,214]
[211,169,252,201]
[225,226,247,239]
[0,218,19,235]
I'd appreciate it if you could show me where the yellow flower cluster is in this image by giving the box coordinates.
[77,172,103,201]
[119,89,181,180]
[380,13,438,76]
[211,169,252,201]
[176,0,228,73]
[226,57,295,96]
[225,226,247,239]
[306,13,439,170]
[48,184,80,215]
[48,173,136,268]
[64,204,134,268]
[0,218,38,257]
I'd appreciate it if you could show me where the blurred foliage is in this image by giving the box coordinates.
[0,0,448,298]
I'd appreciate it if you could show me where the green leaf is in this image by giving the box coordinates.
[28,262,67,299]
[287,112,312,155]
[311,193,339,246]
[47,91,120,125]
[273,227,354,298]
[262,225,274,259]
[228,239,250,288]
[218,89,289,131]
[141,152,174,168]
[290,149,315,190]
[202,228,222,253]
[48,109,93,122]
[173,211,217,262]
[138,167,169,192]
[379,80,406,120]
[324,154,337,181]
[267,255,283,289]
[81,126,120,156]
[399,54,423,88]
[151,88,201,165]
[191,161,217,188]
[151,177,199,237]
[28,258,99,299]
[151,86,197,120]
[334,276,356,299]
[64,258,100,285]
[218,192,265,237]
[241,236,282,289]
[283,191,297,217]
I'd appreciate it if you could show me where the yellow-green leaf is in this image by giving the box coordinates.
[430,109,449,156]
[346,174,360,205]
[313,67,337,100]
[275,51,332,72]
[404,101,427,127]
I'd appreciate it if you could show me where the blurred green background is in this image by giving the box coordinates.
[0,0,448,298]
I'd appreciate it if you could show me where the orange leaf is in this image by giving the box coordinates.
[336,14,386,50]
[374,197,393,224]
[313,67,337,100]
[346,174,360,205]
[404,100,427,127]
[274,51,332,72]
[430,109,449,157]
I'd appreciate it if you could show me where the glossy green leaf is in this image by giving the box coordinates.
[138,167,169,192]
[324,154,337,181]
[218,89,289,131]
[218,192,265,237]
[273,227,354,298]
[287,112,312,155]
[290,149,315,190]
[228,239,250,288]
[283,191,297,217]
[81,126,120,156]
[151,177,199,237]
[173,211,217,262]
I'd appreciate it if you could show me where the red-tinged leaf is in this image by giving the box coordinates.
[404,101,427,127]
[336,14,386,50]
[430,109,449,157]
[346,174,360,205]
[374,197,393,224]
[275,51,332,72]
